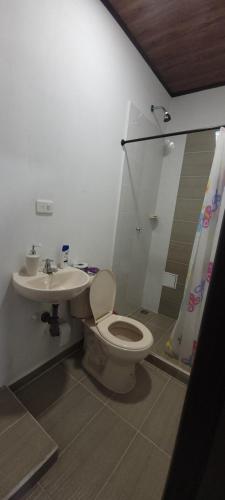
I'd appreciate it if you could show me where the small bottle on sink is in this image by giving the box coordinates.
[59,244,70,269]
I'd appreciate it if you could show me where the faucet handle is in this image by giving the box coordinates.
[42,258,58,274]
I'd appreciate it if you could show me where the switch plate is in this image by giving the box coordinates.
[36,199,54,215]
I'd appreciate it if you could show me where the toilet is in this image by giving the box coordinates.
[70,269,153,393]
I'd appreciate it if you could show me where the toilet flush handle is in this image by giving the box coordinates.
[136,227,144,232]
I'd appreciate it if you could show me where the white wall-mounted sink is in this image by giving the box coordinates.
[13,267,90,303]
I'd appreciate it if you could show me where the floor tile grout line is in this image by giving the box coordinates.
[93,431,139,500]
[104,370,171,436]
[38,481,52,499]
[0,412,27,441]
[103,403,141,434]
[138,430,172,459]
[78,378,111,406]
[9,388,59,449]
[58,405,105,458]
[139,377,171,434]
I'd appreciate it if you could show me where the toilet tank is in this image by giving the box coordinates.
[70,287,93,319]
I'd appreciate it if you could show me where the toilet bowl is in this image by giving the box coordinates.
[70,270,153,393]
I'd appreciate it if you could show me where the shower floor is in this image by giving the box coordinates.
[129,309,191,375]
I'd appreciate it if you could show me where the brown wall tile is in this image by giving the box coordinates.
[182,151,214,177]
[159,285,184,319]
[167,241,193,265]
[171,220,198,244]
[185,131,216,152]
[178,175,208,200]
[174,198,202,222]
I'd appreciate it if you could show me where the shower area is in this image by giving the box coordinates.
[113,102,224,375]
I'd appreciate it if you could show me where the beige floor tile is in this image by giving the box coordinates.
[97,434,170,500]
[81,373,114,402]
[129,310,155,325]
[106,362,169,429]
[0,387,26,436]
[0,414,57,499]
[40,407,135,500]
[147,324,167,344]
[147,313,175,331]
[61,349,86,381]
[141,379,186,455]
[16,364,77,417]
[151,330,171,356]
[39,383,102,451]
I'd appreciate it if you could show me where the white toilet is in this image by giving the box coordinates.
[70,269,153,393]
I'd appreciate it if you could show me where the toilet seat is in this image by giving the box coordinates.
[97,314,152,351]
[89,270,153,351]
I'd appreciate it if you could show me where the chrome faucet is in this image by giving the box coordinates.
[43,258,58,275]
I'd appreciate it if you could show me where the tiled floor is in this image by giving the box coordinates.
[0,387,57,499]
[14,349,187,500]
[130,309,191,374]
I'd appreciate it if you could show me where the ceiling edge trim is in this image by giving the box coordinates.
[172,80,225,97]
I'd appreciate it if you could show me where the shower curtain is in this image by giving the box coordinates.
[167,128,225,367]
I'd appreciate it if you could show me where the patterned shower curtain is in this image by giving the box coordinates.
[167,128,225,367]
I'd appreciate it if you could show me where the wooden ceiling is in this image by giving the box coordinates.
[102,0,225,96]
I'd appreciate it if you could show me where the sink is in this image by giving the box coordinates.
[13,267,90,303]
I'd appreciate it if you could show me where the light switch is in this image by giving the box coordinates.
[36,199,54,215]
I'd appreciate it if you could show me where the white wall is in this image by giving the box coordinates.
[168,86,225,131]
[0,0,170,385]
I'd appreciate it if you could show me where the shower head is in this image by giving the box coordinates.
[163,111,171,122]
[151,105,171,123]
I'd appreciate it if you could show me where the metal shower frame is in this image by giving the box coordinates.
[121,124,224,147]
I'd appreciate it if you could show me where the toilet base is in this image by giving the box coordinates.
[83,348,136,394]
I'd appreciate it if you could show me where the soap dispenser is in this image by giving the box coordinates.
[26,244,41,276]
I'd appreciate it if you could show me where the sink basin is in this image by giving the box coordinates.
[13,267,90,303]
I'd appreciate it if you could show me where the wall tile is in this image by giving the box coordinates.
[171,220,198,244]
[182,151,214,177]
[174,198,202,222]
[185,131,216,152]
[159,285,184,319]
[178,175,208,200]
[167,240,193,265]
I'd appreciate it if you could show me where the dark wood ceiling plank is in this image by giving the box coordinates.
[105,0,225,95]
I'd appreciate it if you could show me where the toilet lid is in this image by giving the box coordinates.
[90,270,116,323]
